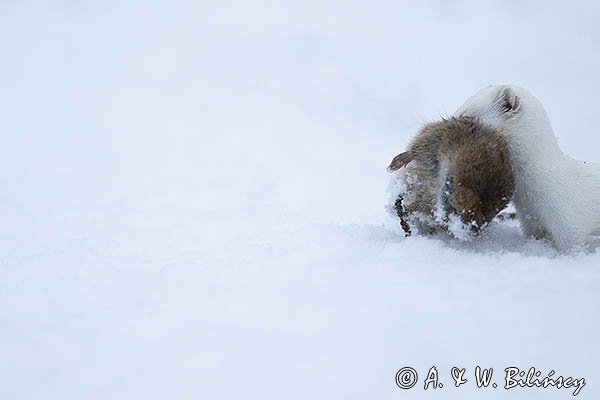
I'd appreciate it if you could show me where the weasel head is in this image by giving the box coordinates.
[454,85,556,144]
[454,85,522,131]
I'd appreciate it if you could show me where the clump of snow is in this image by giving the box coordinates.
[387,168,481,240]
[445,212,475,241]
[385,170,408,218]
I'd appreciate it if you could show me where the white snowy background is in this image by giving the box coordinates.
[1,0,599,399]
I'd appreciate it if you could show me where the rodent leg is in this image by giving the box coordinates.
[394,196,412,237]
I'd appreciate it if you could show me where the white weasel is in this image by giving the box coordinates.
[455,85,600,252]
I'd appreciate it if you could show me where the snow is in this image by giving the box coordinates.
[1,1,600,399]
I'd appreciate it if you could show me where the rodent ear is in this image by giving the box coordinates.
[387,152,413,172]
[498,87,520,115]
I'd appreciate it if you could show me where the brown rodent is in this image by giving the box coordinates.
[388,116,514,237]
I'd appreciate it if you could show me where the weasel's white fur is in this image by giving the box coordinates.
[455,85,600,252]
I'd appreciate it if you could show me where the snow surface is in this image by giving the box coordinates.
[1,1,600,399]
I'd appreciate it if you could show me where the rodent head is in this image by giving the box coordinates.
[444,132,515,231]
[446,185,508,232]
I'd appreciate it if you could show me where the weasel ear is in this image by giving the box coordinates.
[498,87,520,115]
[387,152,413,172]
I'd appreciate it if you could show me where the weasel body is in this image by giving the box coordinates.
[455,85,600,251]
